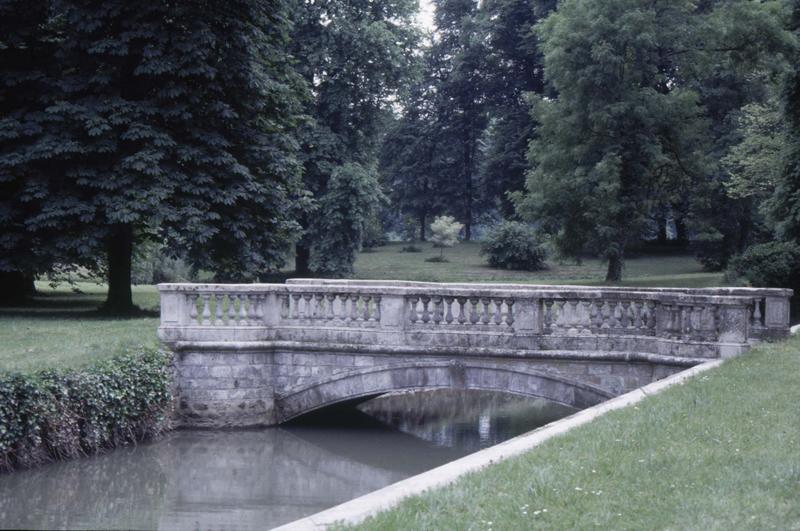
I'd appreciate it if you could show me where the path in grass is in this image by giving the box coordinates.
[347,335,800,530]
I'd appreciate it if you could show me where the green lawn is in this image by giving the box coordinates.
[355,242,723,287]
[0,246,722,373]
[348,335,800,530]
[0,283,159,373]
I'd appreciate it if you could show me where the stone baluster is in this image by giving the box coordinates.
[608,301,619,329]
[504,299,515,327]
[336,294,347,320]
[348,293,358,321]
[421,296,431,323]
[188,294,199,325]
[457,298,467,324]
[752,299,763,328]
[444,297,454,324]
[199,294,210,325]
[633,301,643,330]
[325,294,336,320]
[646,301,656,330]
[480,298,491,325]
[543,300,554,332]
[313,294,323,319]
[290,294,300,319]
[432,296,443,324]
[469,298,480,324]
[373,296,381,322]
[408,296,419,323]
[363,295,372,321]
[227,294,238,324]
[246,295,258,324]
[213,294,223,325]
[580,300,591,334]
[238,294,248,325]
[279,294,289,320]
[301,293,311,319]
[493,299,503,326]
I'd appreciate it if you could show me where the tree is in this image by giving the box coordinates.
[517,0,792,281]
[11,0,306,312]
[429,0,489,240]
[478,0,556,216]
[770,0,800,244]
[429,215,463,260]
[290,0,418,275]
[0,0,60,302]
[309,163,386,275]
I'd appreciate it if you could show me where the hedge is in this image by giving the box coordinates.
[0,348,173,471]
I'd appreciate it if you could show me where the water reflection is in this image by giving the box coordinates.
[0,391,574,530]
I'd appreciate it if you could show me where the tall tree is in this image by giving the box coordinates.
[770,0,800,244]
[290,0,418,274]
[517,0,792,281]
[430,0,489,240]
[0,0,60,301]
[478,0,556,216]
[12,0,306,312]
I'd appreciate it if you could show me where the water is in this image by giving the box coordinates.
[0,391,574,530]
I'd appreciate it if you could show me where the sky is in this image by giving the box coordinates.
[416,0,435,31]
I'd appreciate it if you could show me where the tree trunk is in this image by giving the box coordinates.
[463,113,473,242]
[295,243,311,276]
[0,271,36,304]
[675,217,688,245]
[419,212,427,242]
[657,217,668,244]
[605,253,624,282]
[103,223,135,314]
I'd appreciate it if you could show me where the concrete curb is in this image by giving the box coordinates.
[275,358,725,531]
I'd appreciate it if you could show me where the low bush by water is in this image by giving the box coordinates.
[0,348,173,471]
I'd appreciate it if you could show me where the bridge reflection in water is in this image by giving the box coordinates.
[0,390,573,530]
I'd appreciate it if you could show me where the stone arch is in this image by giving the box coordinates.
[275,361,614,423]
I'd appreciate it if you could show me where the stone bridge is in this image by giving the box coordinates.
[158,279,792,428]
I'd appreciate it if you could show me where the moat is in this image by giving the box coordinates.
[0,390,573,530]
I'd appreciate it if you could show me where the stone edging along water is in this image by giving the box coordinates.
[273,357,725,530]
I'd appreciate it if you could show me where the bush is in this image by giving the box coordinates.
[425,255,449,263]
[728,241,800,292]
[132,242,195,284]
[362,213,388,249]
[0,348,173,471]
[400,245,422,253]
[481,221,548,271]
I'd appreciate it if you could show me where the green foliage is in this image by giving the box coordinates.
[131,242,195,285]
[2,0,307,309]
[728,241,800,291]
[292,0,419,273]
[481,221,547,271]
[0,347,172,471]
[517,0,793,281]
[429,216,463,249]
[310,163,386,275]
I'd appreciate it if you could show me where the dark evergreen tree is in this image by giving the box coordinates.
[9,0,306,312]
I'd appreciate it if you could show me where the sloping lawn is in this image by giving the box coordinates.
[349,335,800,530]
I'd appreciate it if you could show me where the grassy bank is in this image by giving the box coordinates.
[348,335,800,530]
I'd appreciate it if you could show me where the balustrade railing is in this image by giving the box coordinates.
[159,280,792,358]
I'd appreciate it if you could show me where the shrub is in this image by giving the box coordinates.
[0,348,173,471]
[481,221,548,271]
[429,216,463,260]
[400,245,422,253]
[728,241,800,292]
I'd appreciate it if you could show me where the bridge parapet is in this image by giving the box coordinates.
[158,280,791,427]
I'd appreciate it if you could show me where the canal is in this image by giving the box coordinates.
[0,391,574,530]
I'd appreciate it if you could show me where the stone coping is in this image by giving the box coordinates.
[157,282,771,305]
[284,278,794,298]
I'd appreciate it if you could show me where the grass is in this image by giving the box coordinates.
[0,282,159,373]
[347,335,800,530]
[355,242,724,287]
[0,246,722,373]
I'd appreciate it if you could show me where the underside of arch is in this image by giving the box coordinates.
[275,361,614,423]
